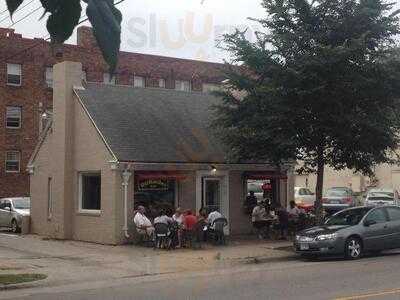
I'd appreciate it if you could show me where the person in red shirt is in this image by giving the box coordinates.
[184,209,198,230]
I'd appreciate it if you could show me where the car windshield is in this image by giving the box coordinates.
[326,189,350,197]
[368,192,394,200]
[248,184,263,193]
[12,198,30,209]
[325,208,372,226]
[299,188,313,196]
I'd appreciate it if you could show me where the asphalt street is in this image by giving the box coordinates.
[3,250,400,300]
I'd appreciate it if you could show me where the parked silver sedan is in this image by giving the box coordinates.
[0,197,30,233]
[294,206,400,259]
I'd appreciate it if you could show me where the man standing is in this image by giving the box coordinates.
[244,191,258,214]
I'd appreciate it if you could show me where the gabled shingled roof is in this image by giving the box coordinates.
[74,83,228,163]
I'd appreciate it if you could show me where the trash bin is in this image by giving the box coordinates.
[20,216,30,235]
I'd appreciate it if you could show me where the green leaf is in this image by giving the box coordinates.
[86,0,122,74]
[6,0,24,18]
[46,0,82,44]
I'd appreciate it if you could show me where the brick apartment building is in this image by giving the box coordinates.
[0,26,225,198]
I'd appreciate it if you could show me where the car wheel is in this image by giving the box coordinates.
[345,237,362,260]
[11,219,20,233]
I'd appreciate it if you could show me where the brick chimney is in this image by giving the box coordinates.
[77,26,97,49]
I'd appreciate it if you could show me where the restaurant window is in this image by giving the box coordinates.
[45,67,53,88]
[175,80,191,92]
[158,78,166,88]
[202,178,221,213]
[103,73,116,85]
[5,151,20,173]
[47,177,53,219]
[6,106,21,129]
[79,173,101,211]
[134,177,176,219]
[133,75,146,88]
[7,63,22,86]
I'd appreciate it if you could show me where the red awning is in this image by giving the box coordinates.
[135,171,188,181]
[244,171,288,180]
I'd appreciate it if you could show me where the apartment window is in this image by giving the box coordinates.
[158,78,166,88]
[133,75,145,88]
[6,106,21,129]
[175,80,191,92]
[202,83,221,93]
[79,173,101,211]
[7,63,22,86]
[5,151,20,173]
[103,73,116,85]
[47,177,53,219]
[45,67,53,88]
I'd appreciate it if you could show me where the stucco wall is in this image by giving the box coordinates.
[229,171,253,235]
[30,130,56,236]
[71,95,117,245]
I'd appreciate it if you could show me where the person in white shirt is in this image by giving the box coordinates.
[134,206,154,237]
[207,210,223,230]
[154,209,173,225]
[172,207,184,226]
[288,201,303,218]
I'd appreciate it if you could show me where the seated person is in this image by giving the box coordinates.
[172,207,185,226]
[252,200,273,239]
[184,210,198,231]
[154,209,173,225]
[134,206,155,237]
[288,200,303,219]
[207,209,223,230]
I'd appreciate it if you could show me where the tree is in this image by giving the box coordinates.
[213,0,400,222]
[4,0,122,73]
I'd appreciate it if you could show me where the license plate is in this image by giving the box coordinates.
[330,200,339,204]
[300,243,309,250]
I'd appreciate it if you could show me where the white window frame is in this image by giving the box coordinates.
[5,151,20,173]
[5,106,21,129]
[78,172,102,214]
[47,177,53,219]
[158,78,166,88]
[175,80,191,92]
[45,67,53,89]
[103,73,116,85]
[133,75,146,88]
[6,63,22,86]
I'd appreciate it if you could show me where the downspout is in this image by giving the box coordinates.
[122,169,132,239]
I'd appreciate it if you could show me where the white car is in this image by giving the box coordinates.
[294,187,315,211]
[365,189,399,207]
[0,197,30,233]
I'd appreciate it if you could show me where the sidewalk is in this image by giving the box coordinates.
[0,233,294,290]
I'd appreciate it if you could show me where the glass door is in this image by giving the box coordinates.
[202,178,221,213]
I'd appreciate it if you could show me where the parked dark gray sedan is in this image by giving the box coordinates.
[294,206,400,259]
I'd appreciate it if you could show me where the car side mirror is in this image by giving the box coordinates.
[4,206,11,212]
[364,220,377,227]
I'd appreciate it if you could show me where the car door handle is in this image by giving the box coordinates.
[384,225,388,229]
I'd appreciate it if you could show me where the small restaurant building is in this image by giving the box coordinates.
[28,61,294,245]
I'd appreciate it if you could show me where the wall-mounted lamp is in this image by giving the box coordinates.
[210,165,217,173]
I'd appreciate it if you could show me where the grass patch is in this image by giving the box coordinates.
[0,274,47,285]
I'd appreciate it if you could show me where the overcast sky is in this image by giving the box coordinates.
[0,0,399,62]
